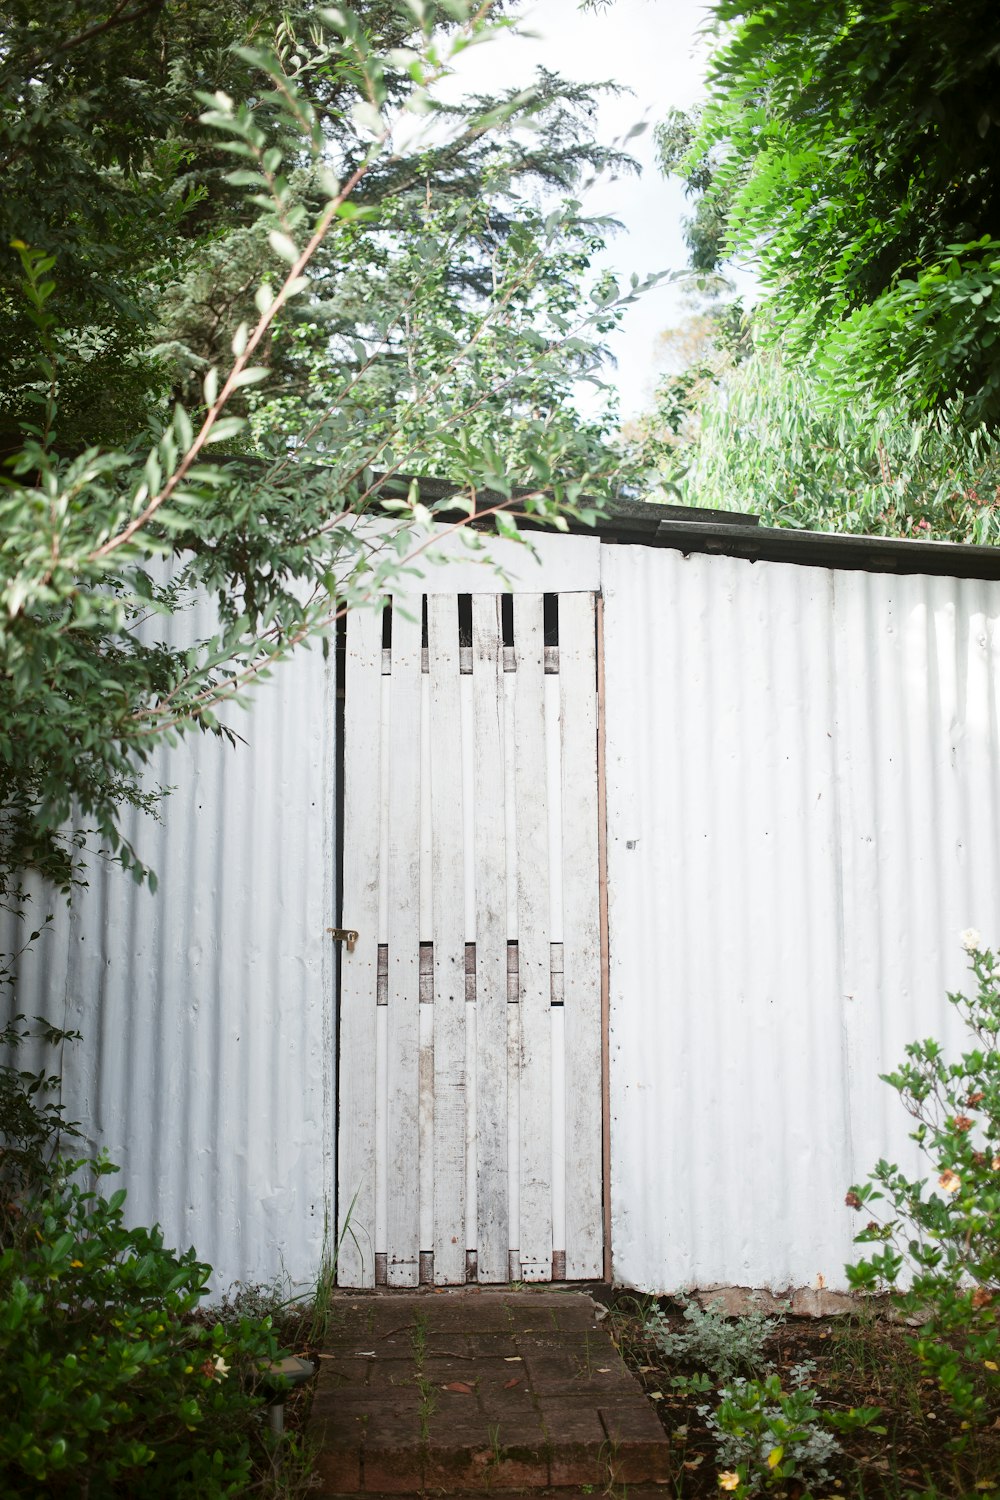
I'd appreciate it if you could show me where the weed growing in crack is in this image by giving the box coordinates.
[415,1374,437,1441]
[410,1311,428,1364]
[410,1312,435,1440]
[485,1420,503,1469]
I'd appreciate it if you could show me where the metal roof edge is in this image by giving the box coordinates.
[401,483,1000,581]
[638,516,1000,581]
[205,461,1000,582]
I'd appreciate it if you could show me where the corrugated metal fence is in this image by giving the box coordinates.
[4,532,999,1295]
[603,547,1000,1293]
[0,590,335,1293]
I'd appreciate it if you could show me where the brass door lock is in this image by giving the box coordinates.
[327,927,359,953]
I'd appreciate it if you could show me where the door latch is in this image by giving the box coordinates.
[327,927,359,953]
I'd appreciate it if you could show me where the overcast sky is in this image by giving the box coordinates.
[440,0,718,418]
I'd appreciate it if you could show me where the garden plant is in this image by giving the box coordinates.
[846,932,1000,1435]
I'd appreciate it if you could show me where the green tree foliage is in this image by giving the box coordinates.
[0,1,648,899]
[655,105,733,278]
[629,344,1000,540]
[688,0,1000,426]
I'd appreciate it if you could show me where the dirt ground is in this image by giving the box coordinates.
[607,1293,1000,1499]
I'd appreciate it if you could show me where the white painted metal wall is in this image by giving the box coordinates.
[602,546,1000,1295]
[0,591,335,1293]
[5,523,1000,1299]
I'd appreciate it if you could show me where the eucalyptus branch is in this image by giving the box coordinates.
[89,157,378,563]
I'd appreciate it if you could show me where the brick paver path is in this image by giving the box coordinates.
[310,1289,671,1496]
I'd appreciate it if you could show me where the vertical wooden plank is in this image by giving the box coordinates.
[428,595,467,1284]
[375,1000,388,1272]
[461,676,476,943]
[545,672,564,941]
[472,594,509,1282]
[550,1005,566,1264]
[419,672,433,941]
[465,985,478,1262]
[338,606,383,1287]
[559,592,603,1279]
[507,997,520,1276]
[596,594,612,1284]
[504,669,518,939]
[386,596,422,1286]
[378,673,390,944]
[418,1001,434,1261]
[513,594,553,1281]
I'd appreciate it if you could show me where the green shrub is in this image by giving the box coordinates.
[644,1295,781,1382]
[702,1369,845,1496]
[846,933,1000,1433]
[0,1157,279,1497]
[0,1010,81,1242]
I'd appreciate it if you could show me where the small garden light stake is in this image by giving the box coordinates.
[261,1355,316,1439]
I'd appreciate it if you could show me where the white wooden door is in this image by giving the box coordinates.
[336,591,604,1286]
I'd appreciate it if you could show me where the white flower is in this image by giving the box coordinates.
[213,1356,230,1379]
[961,928,982,953]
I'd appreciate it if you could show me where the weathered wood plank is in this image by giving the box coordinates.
[461,676,476,942]
[507,995,520,1278]
[338,606,383,1287]
[513,594,552,1281]
[419,671,433,942]
[386,597,422,1286]
[504,668,518,938]
[596,594,613,1283]
[419,999,434,1260]
[559,592,603,1279]
[544,672,564,941]
[472,594,509,1282]
[428,594,467,1284]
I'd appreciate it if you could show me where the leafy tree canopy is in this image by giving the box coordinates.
[628,338,1000,542]
[0,0,648,900]
[683,0,1000,427]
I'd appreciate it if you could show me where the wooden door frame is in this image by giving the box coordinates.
[596,593,612,1283]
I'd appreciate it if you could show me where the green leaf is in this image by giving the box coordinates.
[204,417,246,444]
[267,231,299,265]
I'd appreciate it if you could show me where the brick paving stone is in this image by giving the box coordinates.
[424,1407,496,1445]
[424,1331,475,1355]
[484,1406,548,1441]
[536,1397,609,1438]
[466,1331,520,1358]
[361,1448,425,1494]
[519,1351,590,1391]
[474,1366,534,1398]
[366,1361,422,1393]
[319,1356,381,1387]
[422,1353,483,1384]
[423,1440,549,1492]
[312,1444,362,1493]
[598,1400,670,1444]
